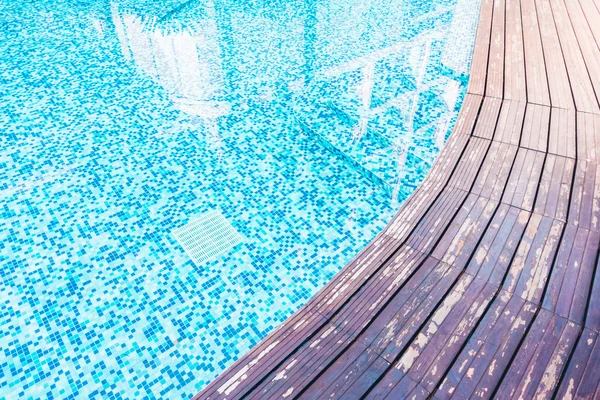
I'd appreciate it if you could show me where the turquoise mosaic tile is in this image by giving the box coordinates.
[0,0,480,398]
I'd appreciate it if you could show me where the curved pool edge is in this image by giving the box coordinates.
[192,0,488,397]
[193,0,600,396]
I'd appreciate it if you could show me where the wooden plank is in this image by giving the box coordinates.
[432,197,498,268]
[364,368,418,400]
[568,160,600,232]
[196,233,410,398]
[495,311,579,398]
[454,94,486,136]
[501,148,546,211]
[470,141,518,201]
[396,277,497,393]
[502,213,563,304]
[298,344,388,400]
[472,97,503,140]
[246,259,458,399]
[453,299,537,398]
[521,0,551,105]
[313,239,422,319]
[567,332,600,398]
[579,0,600,53]
[504,0,527,102]
[383,133,472,241]
[579,0,600,46]
[468,0,496,95]
[585,244,600,332]
[199,241,423,399]
[467,204,530,285]
[315,246,427,336]
[486,0,506,98]
[383,95,482,242]
[447,138,493,192]
[531,320,580,398]
[533,154,575,221]
[405,383,430,400]
[490,99,526,145]
[434,294,521,398]
[555,328,599,399]
[316,246,426,329]
[433,293,537,399]
[336,354,389,400]
[563,0,600,104]
[535,0,575,110]
[405,188,469,253]
[550,0,600,114]
[543,227,599,324]
[548,107,576,159]
[364,262,462,362]
[494,308,555,396]
[577,111,600,164]
[520,103,550,152]
[196,308,326,400]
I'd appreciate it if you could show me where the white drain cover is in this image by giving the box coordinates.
[172,210,243,265]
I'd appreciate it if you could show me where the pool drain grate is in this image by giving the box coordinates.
[172,210,243,265]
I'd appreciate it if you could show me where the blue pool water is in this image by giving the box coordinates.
[0,0,481,398]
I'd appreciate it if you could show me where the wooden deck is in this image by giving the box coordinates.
[195,0,600,398]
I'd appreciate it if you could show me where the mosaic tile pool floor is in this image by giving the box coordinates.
[0,0,480,398]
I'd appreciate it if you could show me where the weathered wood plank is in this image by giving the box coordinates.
[472,97,503,140]
[364,370,420,400]
[579,0,600,47]
[533,154,575,221]
[394,276,497,393]
[470,141,518,201]
[548,107,576,159]
[535,0,575,110]
[562,0,600,106]
[577,112,600,164]
[549,0,600,114]
[383,133,472,241]
[195,309,327,400]
[297,344,388,400]
[520,103,550,152]
[246,258,458,399]
[383,95,482,242]
[568,160,600,231]
[543,226,600,324]
[585,245,600,332]
[521,0,551,105]
[504,0,527,102]
[501,148,546,211]
[313,237,420,319]
[405,188,469,253]
[494,311,579,399]
[432,197,498,268]
[467,204,530,285]
[447,138,493,192]
[565,331,600,398]
[490,99,526,145]
[502,213,563,304]
[366,262,462,363]
[468,0,496,95]
[486,0,506,98]
[555,328,599,399]
[433,293,537,399]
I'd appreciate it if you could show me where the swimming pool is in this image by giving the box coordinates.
[0,0,480,398]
